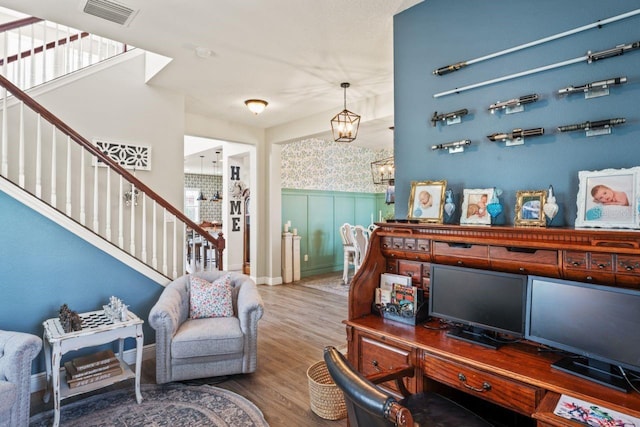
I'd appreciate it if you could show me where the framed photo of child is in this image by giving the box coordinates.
[514,190,547,227]
[575,167,640,229]
[408,180,447,223]
[460,188,494,225]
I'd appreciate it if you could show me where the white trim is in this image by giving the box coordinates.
[0,179,169,285]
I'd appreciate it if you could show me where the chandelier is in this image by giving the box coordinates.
[196,155,207,201]
[211,151,222,202]
[330,82,360,142]
[371,157,394,184]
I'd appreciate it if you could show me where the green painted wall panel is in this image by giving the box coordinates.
[307,195,335,270]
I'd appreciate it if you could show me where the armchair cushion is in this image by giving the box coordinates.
[189,274,233,319]
[171,317,243,359]
[0,382,17,413]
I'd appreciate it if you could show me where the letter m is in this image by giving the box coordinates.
[230,200,241,215]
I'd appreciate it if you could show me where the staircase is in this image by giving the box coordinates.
[0,14,225,282]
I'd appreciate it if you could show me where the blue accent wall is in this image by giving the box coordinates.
[394,0,640,225]
[0,191,163,370]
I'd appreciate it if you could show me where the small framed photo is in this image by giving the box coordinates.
[408,180,447,223]
[460,188,494,225]
[514,190,547,227]
[575,167,640,229]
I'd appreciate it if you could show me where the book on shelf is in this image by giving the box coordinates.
[71,349,118,372]
[66,364,123,388]
[64,359,121,380]
[392,283,417,316]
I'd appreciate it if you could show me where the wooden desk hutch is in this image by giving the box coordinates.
[345,223,640,426]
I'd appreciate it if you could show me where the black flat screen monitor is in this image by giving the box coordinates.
[526,276,640,392]
[428,264,528,349]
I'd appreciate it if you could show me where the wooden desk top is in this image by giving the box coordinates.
[345,315,640,418]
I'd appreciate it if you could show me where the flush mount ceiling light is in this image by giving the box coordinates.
[244,99,268,115]
[195,47,213,58]
[331,82,360,143]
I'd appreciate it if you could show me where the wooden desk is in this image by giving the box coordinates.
[345,315,640,425]
[346,223,640,426]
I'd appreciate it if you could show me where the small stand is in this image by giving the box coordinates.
[505,104,525,115]
[584,87,609,99]
[447,144,466,153]
[445,116,462,126]
[505,137,525,147]
[586,127,612,137]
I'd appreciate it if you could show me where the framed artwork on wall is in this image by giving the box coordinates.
[575,167,640,229]
[460,188,494,225]
[514,190,547,227]
[408,180,447,223]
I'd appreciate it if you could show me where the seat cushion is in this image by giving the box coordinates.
[171,317,244,359]
[401,392,493,427]
[189,274,233,319]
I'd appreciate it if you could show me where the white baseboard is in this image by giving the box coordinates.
[30,344,156,393]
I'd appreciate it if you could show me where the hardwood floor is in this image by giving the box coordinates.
[31,272,349,427]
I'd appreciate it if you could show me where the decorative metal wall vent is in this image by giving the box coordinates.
[82,0,139,26]
[93,140,151,170]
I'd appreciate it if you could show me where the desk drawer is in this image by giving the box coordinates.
[359,335,416,394]
[423,353,542,416]
[433,242,489,268]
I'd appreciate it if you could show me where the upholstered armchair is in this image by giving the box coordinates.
[149,271,264,384]
[0,330,43,427]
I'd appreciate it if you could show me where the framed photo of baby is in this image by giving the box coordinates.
[408,180,447,223]
[575,167,640,229]
[460,188,494,225]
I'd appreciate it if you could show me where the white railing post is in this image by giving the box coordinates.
[105,166,112,240]
[93,157,99,232]
[172,217,177,278]
[152,202,158,269]
[162,208,168,275]
[35,115,42,197]
[18,102,25,188]
[129,183,136,255]
[141,194,147,263]
[50,127,57,206]
[80,151,86,225]
[118,175,124,249]
[65,136,72,216]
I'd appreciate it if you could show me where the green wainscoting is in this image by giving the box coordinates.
[282,189,394,278]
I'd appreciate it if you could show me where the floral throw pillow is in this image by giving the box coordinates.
[189,274,233,319]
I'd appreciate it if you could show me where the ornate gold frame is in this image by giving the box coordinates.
[514,190,547,227]
[408,180,447,223]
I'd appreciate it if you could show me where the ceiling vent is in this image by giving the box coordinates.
[81,0,138,26]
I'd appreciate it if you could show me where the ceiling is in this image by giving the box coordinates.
[1,0,421,158]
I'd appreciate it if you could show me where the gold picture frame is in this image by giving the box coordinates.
[514,190,547,227]
[408,180,447,223]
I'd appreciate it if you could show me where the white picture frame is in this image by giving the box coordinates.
[460,188,494,225]
[575,167,640,229]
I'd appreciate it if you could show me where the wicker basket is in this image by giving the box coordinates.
[306,360,347,420]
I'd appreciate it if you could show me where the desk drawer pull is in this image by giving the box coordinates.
[371,360,382,372]
[457,373,491,393]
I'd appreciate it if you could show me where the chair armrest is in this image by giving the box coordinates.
[235,280,264,334]
[367,365,414,398]
[0,331,42,383]
[148,287,186,336]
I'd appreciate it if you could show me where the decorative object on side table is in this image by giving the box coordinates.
[59,304,82,333]
[103,296,129,322]
[514,190,547,227]
[543,185,559,226]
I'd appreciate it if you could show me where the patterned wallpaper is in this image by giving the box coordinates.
[184,173,222,222]
[281,138,392,193]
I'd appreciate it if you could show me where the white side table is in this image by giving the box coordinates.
[42,310,144,427]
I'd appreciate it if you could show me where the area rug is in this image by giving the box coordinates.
[30,383,269,427]
[299,273,349,297]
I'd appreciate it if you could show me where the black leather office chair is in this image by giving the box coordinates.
[323,346,493,427]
